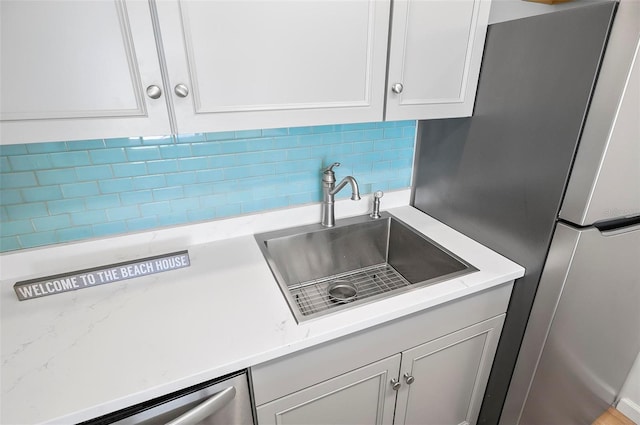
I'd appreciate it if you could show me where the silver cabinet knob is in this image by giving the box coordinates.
[174,84,189,98]
[391,83,404,94]
[390,378,401,391]
[404,373,415,385]
[146,85,162,99]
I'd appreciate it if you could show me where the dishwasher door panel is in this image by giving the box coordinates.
[84,371,254,425]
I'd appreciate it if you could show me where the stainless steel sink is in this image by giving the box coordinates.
[255,212,476,322]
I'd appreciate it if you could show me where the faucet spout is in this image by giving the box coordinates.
[320,163,361,227]
[330,176,361,201]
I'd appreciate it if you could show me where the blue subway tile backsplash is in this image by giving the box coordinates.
[0,121,416,252]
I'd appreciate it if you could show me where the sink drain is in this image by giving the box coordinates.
[327,280,357,303]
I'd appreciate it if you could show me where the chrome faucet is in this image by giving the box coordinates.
[321,162,361,227]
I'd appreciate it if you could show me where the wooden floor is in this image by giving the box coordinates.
[593,407,636,425]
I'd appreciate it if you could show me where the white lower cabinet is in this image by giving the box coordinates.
[253,285,511,425]
[257,317,502,425]
[393,317,503,425]
[257,355,401,425]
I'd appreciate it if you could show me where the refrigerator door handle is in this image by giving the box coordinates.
[166,386,236,425]
[593,215,640,235]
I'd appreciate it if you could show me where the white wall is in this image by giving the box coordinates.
[618,352,640,423]
[489,0,612,24]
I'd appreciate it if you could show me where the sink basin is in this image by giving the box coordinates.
[255,212,476,322]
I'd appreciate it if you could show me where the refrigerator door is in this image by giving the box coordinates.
[560,1,640,226]
[519,223,640,425]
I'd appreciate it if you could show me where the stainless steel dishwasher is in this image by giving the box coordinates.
[81,370,254,425]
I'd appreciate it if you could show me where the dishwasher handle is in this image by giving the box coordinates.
[165,386,236,425]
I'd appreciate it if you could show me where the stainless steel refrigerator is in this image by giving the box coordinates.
[411,1,640,424]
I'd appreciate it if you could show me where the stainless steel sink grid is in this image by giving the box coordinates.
[291,263,410,316]
[255,212,477,322]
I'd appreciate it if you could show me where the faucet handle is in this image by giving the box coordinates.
[374,190,384,199]
[324,162,340,174]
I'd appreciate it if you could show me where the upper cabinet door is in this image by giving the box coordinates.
[385,0,491,121]
[0,0,171,145]
[155,0,391,134]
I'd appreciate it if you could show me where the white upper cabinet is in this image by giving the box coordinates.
[385,0,491,120]
[155,0,391,134]
[0,0,490,145]
[0,0,171,145]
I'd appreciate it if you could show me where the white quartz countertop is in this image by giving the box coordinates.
[0,197,524,424]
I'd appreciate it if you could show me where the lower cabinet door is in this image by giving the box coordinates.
[393,315,505,425]
[256,354,401,425]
